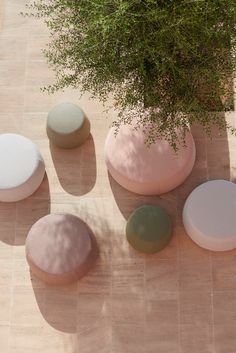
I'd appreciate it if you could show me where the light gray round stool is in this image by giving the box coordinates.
[0,133,45,202]
[47,102,90,149]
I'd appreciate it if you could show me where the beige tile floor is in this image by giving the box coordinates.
[1,1,236,352]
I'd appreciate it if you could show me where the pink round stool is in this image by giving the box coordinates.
[104,124,196,195]
[26,213,98,285]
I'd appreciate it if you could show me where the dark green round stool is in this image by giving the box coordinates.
[126,205,172,253]
[47,102,90,149]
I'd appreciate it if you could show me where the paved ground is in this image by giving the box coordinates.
[0,1,236,352]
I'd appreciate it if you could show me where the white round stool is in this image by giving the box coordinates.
[183,180,236,251]
[0,133,45,202]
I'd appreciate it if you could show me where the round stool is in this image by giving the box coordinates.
[126,205,172,253]
[183,180,236,251]
[104,124,195,195]
[47,102,90,149]
[0,133,45,202]
[25,213,99,285]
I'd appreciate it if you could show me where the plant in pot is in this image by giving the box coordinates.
[25,0,236,194]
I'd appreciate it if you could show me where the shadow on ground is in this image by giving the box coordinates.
[50,134,96,196]
[0,173,50,245]
[32,211,113,333]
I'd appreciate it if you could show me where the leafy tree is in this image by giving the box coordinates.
[25,0,236,147]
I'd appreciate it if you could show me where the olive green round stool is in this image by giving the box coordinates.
[126,205,172,253]
[47,102,90,149]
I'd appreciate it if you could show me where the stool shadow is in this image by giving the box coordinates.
[31,215,112,333]
[50,134,96,196]
[33,279,78,333]
[0,173,50,246]
[175,118,231,220]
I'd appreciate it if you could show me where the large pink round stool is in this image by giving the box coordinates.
[104,124,196,195]
[26,213,98,285]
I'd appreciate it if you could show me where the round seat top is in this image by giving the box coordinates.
[26,213,94,275]
[0,133,41,189]
[183,180,236,251]
[104,124,195,195]
[126,205,172,253]
[47,102,85,134]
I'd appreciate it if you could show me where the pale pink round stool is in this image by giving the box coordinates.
[26,213,98,285]
[104,124,196,195]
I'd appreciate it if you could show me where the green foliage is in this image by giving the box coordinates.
[25,0,236,147]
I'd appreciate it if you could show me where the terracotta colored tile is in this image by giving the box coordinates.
[11,286,44,327]
[78,263,111,295]
[145,324,179,353]
[179,291,213,325]
[0,287,11,324]
[0,113,22,134]
[28,18,50,37]
[0,203,15,248]
[145,259,179,300]
[42,326,77,353]
[0,36,27,60]
[180,324,213,353]
[22,113,47,141]
[214,291,236,325]
[112,293,145,326]
[10,326,43,353]
[206,139,230,180]
[77,293,111,332]
[112,325,146,353]
[178,225,211,260]
[1,4,28,37]
[0,267,12,287]
[26,61,55,86]
[179,255,212,292]
[24,85,52,113]
[190,123,206,139]
[13,259,44,288]
[0,61,25,86]
[214,325,236,353]
[0,325,10,353]
[28,36,49,61]
[78,325,112,353]
[43,285,78,333]
[212,252,236,291]
[176,165,208,205]
[0,87,24,113]
[112,258,144,294]
[15,198,50,247]
[146,299,178,326]
[193,137,207,168]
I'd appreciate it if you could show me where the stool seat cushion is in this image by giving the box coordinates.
[104,124,196,195]
[0,133,45,202]
[126,205,172,253]
[183,180,236,251]
[26,213,98,284]
[47,103,90,148]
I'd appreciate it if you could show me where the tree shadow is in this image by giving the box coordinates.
[177,115,231,197]
[31,211,112,333]
[50,134,96,196]
[0,173,50,246]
